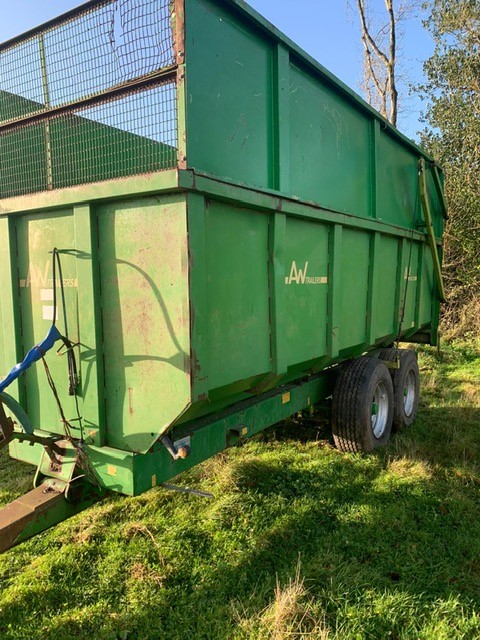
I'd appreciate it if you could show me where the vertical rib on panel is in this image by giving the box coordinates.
[327,224,342,358]
[274,45,290,193]
[268,212,287,374]
[187,192,209,401]
[74,205,105,446]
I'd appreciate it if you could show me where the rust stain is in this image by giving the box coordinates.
[190,349,202,374]
[173,0,187,169]
[183,351,191,374]
[129,387,134,417]
[0,401,14,449]
[49,459,62,474]
[173,0,185,66]
[177,71,187,169]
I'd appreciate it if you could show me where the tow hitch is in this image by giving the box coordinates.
[0,395,106,553]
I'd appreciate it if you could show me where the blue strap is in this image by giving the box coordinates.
[0,325,62,394]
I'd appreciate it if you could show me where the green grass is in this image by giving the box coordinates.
[0,341,479,640]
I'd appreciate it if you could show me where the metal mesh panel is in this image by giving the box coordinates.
[0,124,48,197]
[0,0,175,124]
[0,0,179,198]
[0,80,177,199]
[0,38,45,124]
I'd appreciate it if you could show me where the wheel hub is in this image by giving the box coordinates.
[371,381,389,439]
[403,370,416,417]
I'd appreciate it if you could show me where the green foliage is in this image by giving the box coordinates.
[418,0,480,336]
[0,343,479,639]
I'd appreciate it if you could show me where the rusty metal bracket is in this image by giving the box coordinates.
[10,431,66,457]
[34,439,77,489]
[0,392,67,458]
[383,358,401,371]
[0,401,14,451]
[0,392,35,435]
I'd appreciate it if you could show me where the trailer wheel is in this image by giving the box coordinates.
[378,348,420,430]
[332,357,394,453]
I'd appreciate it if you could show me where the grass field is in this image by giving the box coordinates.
[0,341,479,640]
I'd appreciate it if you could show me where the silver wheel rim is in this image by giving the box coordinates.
[403,370,416,417]
[371,381,389,439]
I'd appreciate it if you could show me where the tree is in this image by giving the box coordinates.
[418,0,480,337]
[350,0,416,126]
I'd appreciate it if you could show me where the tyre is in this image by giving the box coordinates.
[332,357,394,453]
[378,348,420,430]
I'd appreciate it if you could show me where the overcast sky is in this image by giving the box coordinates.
[0,0,434,139]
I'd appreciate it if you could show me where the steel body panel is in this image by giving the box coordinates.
[97,195,191,452]
[2,189,191,455]
[183,185,438,425]
[184,0,445,232]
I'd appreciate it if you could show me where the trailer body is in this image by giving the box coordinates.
[0,0,445,548]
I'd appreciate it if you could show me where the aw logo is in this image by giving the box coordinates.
[19,261,78,289]
[285,261,328,285]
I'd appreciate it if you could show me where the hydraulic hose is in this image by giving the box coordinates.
[0,392,34,435]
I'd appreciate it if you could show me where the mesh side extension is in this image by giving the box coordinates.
[0,80,178,198]
[0,0,175,124]
[0,0,179,198]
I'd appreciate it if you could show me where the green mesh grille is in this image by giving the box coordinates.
[0,0,178,198]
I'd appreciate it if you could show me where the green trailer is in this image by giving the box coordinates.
[0,0,445,552]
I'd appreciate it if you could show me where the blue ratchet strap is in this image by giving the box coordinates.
[0,325,62,395]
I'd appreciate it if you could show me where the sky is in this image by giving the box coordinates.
[0,0,434,140]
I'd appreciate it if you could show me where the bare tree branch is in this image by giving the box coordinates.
[385,0,398,124]
[351,0,411,127]
[355,0,389,65]
[365,47,384,97]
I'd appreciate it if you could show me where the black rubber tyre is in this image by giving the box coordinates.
[332,357,394,453]
[378,348,420,430]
